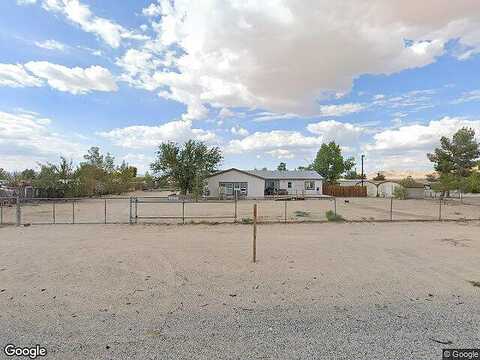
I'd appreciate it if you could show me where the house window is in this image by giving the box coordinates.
[305,180,315,190]
[219,182,248,196]
[287,182,292,188]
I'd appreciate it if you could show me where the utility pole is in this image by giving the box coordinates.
[361,154,365,187]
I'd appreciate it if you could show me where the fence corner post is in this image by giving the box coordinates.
[16,196,21,227]
[439,197,442,221]
[390,197,393,221]
[129,197,133,225]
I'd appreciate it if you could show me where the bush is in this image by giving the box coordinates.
[241,217,253,224]
[393,186,407,200]
[325,210,344,222]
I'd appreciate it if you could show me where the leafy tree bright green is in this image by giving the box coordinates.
[312,142,355,184]
[151,140,223,197]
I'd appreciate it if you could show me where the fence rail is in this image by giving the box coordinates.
[1,195,480,226]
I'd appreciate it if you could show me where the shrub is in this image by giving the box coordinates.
[325,210,344,222]
[241,217,253,224]
[393,186,407,200]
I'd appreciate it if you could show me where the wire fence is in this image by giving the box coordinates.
[1,196,480,226]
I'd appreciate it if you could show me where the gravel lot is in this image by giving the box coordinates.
[1,222,480,359]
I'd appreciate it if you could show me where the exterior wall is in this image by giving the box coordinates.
[377,182,402,198]
[279,179,323,195]
[207,170,265,198]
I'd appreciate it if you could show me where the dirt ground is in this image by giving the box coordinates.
[1,190,480,225]
[1,221,480,359]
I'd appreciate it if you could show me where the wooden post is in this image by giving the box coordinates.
[16,196,21,227]
[390,197,393,221]
[53,201,56,224]
[72,200,75,224]
[253,204,257,263]
[284,199,287,223]
[104,199,107,224]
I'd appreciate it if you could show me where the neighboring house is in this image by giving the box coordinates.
[338,179,402,197]
[206,168,323,198]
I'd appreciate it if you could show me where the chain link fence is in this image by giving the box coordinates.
[1,196,479,226]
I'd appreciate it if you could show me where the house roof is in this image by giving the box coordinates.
[247,170,322,180]
[207,168,323,180]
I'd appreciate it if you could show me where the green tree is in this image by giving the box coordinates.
[427,127,480,177]
[344,169,366,180]
[312,142,355,184]
[150,140,223,197]
[277,162,287,171]
[0,168,8,180]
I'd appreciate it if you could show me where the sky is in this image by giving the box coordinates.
[1,0,480,175]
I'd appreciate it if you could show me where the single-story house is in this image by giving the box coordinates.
[206,168,323,198]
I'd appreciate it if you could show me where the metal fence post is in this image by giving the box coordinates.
[253,204,257,263]
[390,197,393,221]
[439,197,442,221]
[72,200,75,224]
[135,198,138,224]
[104,199,107,224]
[129,197,133,225]
[284,199,287,224]
[0,204,3,225]
[182,200,185,224]
[53,201,56,224]
[334,197,337,216]
[234,192,238,222]
[16,196,21,227]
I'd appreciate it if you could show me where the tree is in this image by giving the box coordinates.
[373,172,386,181]
[427,127,480,177]
[277,162,287,171]
[312,142,355,184]
[344,169,366,180]
[425,173,438,182]
[0,168,7,180]
[151,140,223,197]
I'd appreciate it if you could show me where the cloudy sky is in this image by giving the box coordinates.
[2,0,480,174]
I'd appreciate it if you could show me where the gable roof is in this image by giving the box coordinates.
[207,168,323,180]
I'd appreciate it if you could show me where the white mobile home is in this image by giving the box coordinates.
[206,168,323,198]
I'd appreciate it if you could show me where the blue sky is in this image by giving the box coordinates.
[1,0,480,175]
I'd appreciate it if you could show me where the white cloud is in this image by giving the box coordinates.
[24,61,118,94]
[35,39,66,51]
[40,0,148,48]
[230,125,249,137]
[307,120,365,142]
[266,149,295,160]
[17,0,37,5]
[317,103,365,117]
[452,90,480,104]
[253,112,300,123]
[98,120,217,149]
[218,108,234,119]
[363,117,480,170]
[0,64,43,88]
[0,109,86,170]
[226,130,324,155]
[119,0,480,119]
